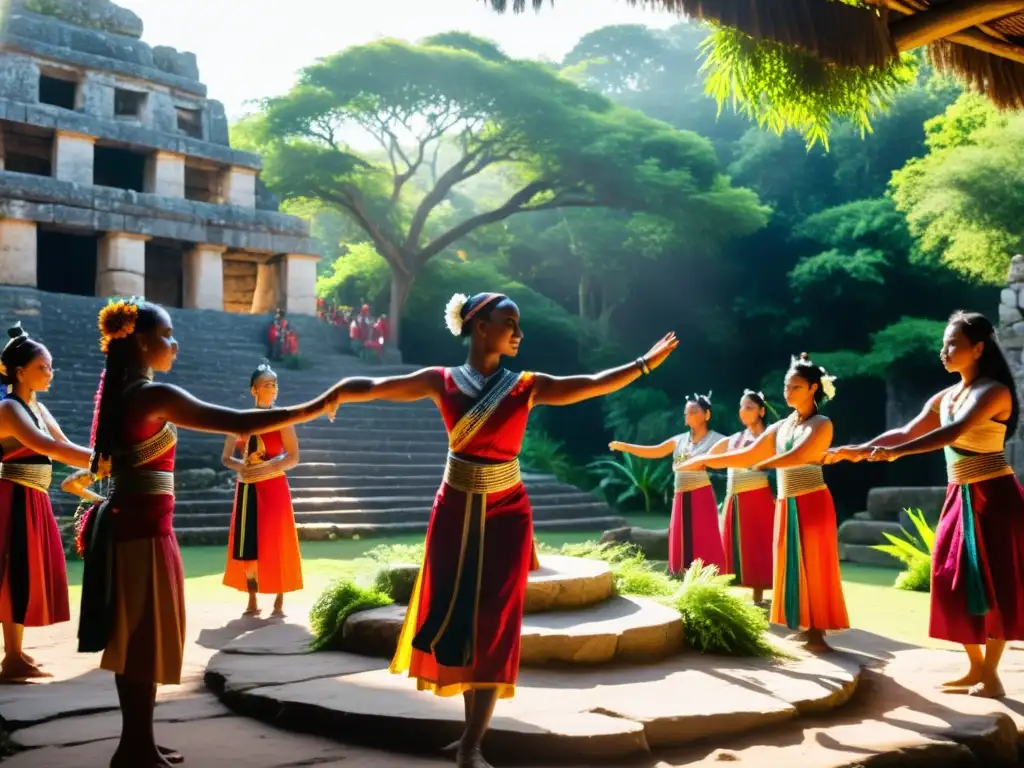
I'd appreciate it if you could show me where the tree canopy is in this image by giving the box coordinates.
[247,34,767,341]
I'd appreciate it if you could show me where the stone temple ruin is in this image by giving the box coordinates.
[0,0,319,313]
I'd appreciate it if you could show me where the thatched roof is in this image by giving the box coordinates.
[489,0,1024,109]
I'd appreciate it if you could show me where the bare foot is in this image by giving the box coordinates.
[456,747,493,768]
[158,745,184,764]
[0,655,51,681]
[442,739,461,754]
[968,676,1006,699]
[111,746,172,767]
[942,668,983,688]
[271,594,285,618]
[801,630,833,654]
[20,652,38,666]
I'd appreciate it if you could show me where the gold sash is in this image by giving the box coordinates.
[673,469,711,493]
[947,451,1013,485]
[443,454,521,495]
[777,465,826,499]
[0,463,52,492]
[727,468,770,495]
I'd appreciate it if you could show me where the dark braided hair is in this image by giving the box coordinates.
[90,299,165,474]
[788,353,830,405]
[949,310,1020,439]
[0,322,47,389]
[250,359,276,388]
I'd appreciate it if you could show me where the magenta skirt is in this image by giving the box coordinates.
[668,485,726,575]
[930,473,1024,645]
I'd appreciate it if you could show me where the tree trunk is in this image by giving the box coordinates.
[388,268,416,350]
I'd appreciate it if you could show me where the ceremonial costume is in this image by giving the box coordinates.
[223,429,303,595]
[391,365,535,699]
[770,413,849,632]
[720,430,774,590]
[669,429,727,575]
[929,388,1024,644]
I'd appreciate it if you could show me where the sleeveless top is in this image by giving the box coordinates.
[774,413,827,499]
[725,430,770,495]
[672,429,724,493]
[0,395,53,493]
[934,385,1013,485]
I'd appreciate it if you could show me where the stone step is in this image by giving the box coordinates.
[866,486,947,521]
[838,543,902,568]
[206,620,861,762]
[176,515,630,545]
[171,480,576,501]
[342,594,685,665]
[836,519,905,546]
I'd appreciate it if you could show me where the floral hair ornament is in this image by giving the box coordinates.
[444,293,469,336]
[820,369,838,401]
[98,297,140,353]
[743,388,766,401]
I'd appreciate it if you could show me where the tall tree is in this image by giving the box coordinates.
[249,35,765,344]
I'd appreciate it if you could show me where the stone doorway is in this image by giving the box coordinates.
[37,228,98,296]
[145,241,185,307]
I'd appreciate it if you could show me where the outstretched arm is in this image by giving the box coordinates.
[327,368,443,405]
[757,418,833,470]
[140,382,333,436]
[609,437,676,459]
[532,333,677,407]
[0,402,91,468]
[679,423,780,471]
[871,384,1011,461]
[826,390,946,464]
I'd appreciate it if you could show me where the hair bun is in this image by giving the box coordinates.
[7,322,26,341]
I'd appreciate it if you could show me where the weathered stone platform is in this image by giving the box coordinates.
[205,620,862,762]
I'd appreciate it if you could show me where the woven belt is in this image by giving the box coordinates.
[110,470,175,497]
[240,466,286,484]
[674,470,711,493]
[443,454,521,495]
[0,463,52,492]
[777,465,826,499]
[727,468,770,495]
[947,451,1013,485]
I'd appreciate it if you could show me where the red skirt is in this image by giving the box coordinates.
[930,474,1024,645]
[721,486,775,589]
[0,480,69,627]
[390,481,533,699]
[223,475,303,595]
[669,485,726,575]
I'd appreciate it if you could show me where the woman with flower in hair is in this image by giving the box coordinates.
[222,360,303,617]
[0,323,93,680]
[75,298,341,768]
[678,354,848,652]
[827,311,1024,698]
[610,392,727,576]
[711,389,775,604]
[324,292,676,768]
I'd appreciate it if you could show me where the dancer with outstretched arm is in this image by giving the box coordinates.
[827,311,1024,698]
[325,292,677,768]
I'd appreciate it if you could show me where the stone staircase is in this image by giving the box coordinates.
[0,287,626,543]
[837,486,948,568]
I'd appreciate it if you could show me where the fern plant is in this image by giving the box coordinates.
[673,560,780,658]
[308,579,393,651]
[870,507,934,592]
[519,428,573,479]
[587,453,672,514]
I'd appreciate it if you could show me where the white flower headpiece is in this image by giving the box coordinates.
[444,293,469,337]
[743,388,765,401]
[790,353,837,401]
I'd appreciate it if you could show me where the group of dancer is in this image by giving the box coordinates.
[0,293,1021,768]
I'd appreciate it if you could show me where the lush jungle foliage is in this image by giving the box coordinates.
[241,23,1007,517]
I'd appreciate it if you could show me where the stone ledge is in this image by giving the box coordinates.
[205,622,862,761]
[0,99,257,168]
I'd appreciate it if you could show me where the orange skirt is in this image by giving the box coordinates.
[771,488,849,632]
[100,533,186,685]
[223,475,303,595]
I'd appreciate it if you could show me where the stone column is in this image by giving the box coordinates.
[52,130,96,185]
[182,244,226,310]
[221,166,257,208]
[281,253,319,316]
[0,219,38,287]
[250,261,280,314]
[96,232,148,298]
[144,151,185,198]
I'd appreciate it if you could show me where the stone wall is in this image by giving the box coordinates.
[997,255,1024,471]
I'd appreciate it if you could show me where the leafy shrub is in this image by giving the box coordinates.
[673,560,779,658]
[587,453,672,513]
[871,507,934,592]
[373,564,419,603]
[519,427,574,480]
[364,541,426,566]
[539,540,676,597]
[308,579,392,651]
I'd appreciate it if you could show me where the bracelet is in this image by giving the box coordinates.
[635,357,650,375]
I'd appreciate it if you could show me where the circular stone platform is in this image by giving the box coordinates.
[343,594,684,664]
[523,555,615,613]
[205,621,863,762]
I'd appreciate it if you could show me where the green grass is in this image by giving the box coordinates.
[65,521,937,650]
